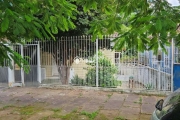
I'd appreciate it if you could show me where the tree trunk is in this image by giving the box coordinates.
[58,65,70,84]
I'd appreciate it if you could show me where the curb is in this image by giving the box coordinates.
[39,84,170,96]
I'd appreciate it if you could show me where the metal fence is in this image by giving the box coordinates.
[39,36,115,87]
[115,44,172,91]
[0,35,174,91]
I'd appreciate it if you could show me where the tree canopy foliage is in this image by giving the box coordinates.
[81,0,180,53]
[0,0,77,68]
[1,0,180,68]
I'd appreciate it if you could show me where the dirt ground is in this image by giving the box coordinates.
[0,87,165,120]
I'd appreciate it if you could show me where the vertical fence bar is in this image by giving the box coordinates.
[37,41,41,83]
[171,38,174,92]
[158,62,161,90]
[96,38,99,87]
[8,46,15,87]
[20,44,24,85]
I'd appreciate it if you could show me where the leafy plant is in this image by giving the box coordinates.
[85,52,118,87]
[145,83,154,90]
[71,75,86,86]
[19,106,41,115]
[81,110,99,120]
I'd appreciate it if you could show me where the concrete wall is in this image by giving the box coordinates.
[71,58,89,79]
[0,67,8,83]
[41,51,53,77]
[40,50,115,81]
[71,49,115,79]
[101,49,115,65]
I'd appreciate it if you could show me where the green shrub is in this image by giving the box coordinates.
[71,75,86,86]
[85,51,118,87]
[71,52,118,88]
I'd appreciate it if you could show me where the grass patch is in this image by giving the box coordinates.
[40,116,49,120]
[51,108,61,113]
[47,108,79,120]
[107,93,113,99]
[79,93,83,97]
[0,105,14,110]
[18,106,42,115]
[134,96,142,104]
[104,93,113,103]
[97,113,108,120]
[139,96,142,104]
[114,116,126,120]
[81,110,99,120]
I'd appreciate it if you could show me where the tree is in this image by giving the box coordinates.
[0,0,77,70]
[80,0,180,53]
[1,0,180,70]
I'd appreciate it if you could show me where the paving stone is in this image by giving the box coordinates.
[82,104,100,112]
[0,95,14,103]
[110,93,127,101]
[125,94,140,102]
[82,98,105,112]
[46,97,72,108]
[123,101,140,108]
[141,103,155,114]
[67,90,84,97]
[0,87,167,120]
[104,100,124,110]
[93,91,111,99]
[46,96,74,104]
[80,90,97,98]
[14,95,37,106]
[62,104,80,113]
[61,97,90,112]
[142,96,157,104]
[120,106,140,115]
[90,98,106,104]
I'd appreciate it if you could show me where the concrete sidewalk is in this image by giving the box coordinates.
[0,87,165,120]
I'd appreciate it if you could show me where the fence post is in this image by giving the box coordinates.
[37,41,41,83]
[8,46,15,87]
[171,38,174,92]
[96,39,99,87]
[158,62,161,90]
[20,44,24,86]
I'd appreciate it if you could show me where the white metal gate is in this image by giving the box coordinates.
[13,43,41,87]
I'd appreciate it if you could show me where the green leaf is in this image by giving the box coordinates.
[25,15,32,22]
[51,25,58,34]
[155,19,162,32]
[1,17,9,32]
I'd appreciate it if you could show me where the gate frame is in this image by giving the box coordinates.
[8,43,41,87]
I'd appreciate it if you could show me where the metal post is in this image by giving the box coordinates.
[8,46,15,87]
[20,44,24,86]
[37,41,41,83]
[158,62,161,90]
[96,39,99,87]
[171,38,174,92]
